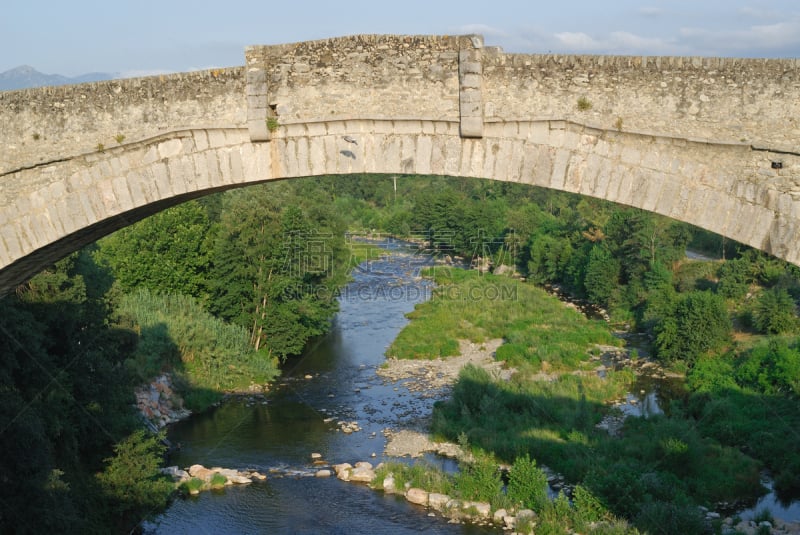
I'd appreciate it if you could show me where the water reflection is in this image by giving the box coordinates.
[146,242,495,534]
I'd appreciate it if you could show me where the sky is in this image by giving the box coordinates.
[2,0,799,77]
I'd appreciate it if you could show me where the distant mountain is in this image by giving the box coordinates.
[0,65,117,91]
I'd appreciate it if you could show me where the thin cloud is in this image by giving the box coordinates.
[738,6,781,20]
[551,30,685,55]
[638,6,664,17]
[553,31,603,51]
[456,23,510,39]
[680,16,800,54]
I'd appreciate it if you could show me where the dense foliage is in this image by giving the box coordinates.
[2,180,353,532]
[7,172,800,532]
[0,254,167,533]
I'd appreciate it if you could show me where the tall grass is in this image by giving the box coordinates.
[388,268,618,369]
[118,289,280,409]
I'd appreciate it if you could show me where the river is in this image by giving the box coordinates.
[144,241,495,534]
[144,242,800,533]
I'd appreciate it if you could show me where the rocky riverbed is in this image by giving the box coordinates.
[376,338,507,457]
[374,337,800,535]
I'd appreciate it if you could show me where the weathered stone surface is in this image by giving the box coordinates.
[187,464,215,482]
[462,501,491,517]
[315,470,332,478]
[405,488,429,506]
[227,474,253,485]
[333,463,352,481]
[349,465,376,483]
[1,34,800,295]
[428,493,450,511]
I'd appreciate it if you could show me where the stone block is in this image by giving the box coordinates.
[157,138,183,160]
[405,488,429,506]
[416,136,433,175]
[460,116,484,138]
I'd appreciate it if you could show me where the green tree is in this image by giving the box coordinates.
[752,287,798,335]
[96,201,213,298]
[654,291,731,365]
[736,339,800,395]
[209,186,346,360]
[506,454,549,511]
[583,245,620,305]
[96,430,174,522]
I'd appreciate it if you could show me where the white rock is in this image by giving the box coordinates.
[315,470,332,478]
[462,501,491,517]
[383,475,395,492]
[428,493,450,511]
[405,488,429,506]
[349,465,375,483]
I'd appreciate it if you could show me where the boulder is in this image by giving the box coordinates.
[227,474,252,485]
[406,488,429,506]
[333,463,352,481]
[493,508,507,523]
[187,464,216,482]
[428,493,450,511]
[315,470,332,478]
[382,475,396,493]
[160,466,190,482]
[349,465,375,483]
[462,501,491,517]
[216,468,240,479]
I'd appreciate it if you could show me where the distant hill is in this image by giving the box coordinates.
[0,65,117,91]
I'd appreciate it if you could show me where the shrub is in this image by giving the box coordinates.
[506,454,548,511]
[572,485,610,524]
[654,290,731,366]
[453,455,503,503]
[577,96,593,111]
[752,287,798,334]
[210,473,227,489]
[96,430,174,516]
[634,502,705,535]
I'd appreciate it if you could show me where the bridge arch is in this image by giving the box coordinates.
[1,116,796,295]
[2,34,799,294]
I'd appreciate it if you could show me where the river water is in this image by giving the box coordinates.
[144,241,495,534]
[144,243,800,532]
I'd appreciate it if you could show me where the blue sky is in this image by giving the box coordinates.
[2,0,799,77]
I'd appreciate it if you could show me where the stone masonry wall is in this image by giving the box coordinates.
[482,51,800,150]
[0,67,245,173]
[244,34,472,126]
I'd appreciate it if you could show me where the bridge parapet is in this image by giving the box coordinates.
[243,34,485,142]
[2,34,800,294]
[0,67,245,174]
[482,51,800,150]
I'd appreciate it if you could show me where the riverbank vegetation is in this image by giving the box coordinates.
[0,181,356,532]
[347,174,800,532]
[373,455,639,533]
[5,172,800,532]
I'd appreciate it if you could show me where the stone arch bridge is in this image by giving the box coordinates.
[1,34,799,294]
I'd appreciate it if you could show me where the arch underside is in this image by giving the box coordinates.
[1,119,796,295]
